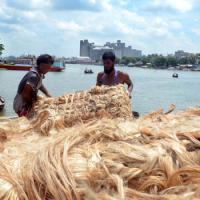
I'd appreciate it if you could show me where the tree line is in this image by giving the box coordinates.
[117,54,200,69]
[0,39,4,56]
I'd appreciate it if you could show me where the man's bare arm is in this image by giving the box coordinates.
[39,84,51,97]
[96,73,102,86]
[123,73,133,98]
[21,84,34,105]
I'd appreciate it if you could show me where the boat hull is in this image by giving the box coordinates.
[0,64,32,70]
[50,67,65,72]
[0,104,4,112]
[0,97,5,112]
[0,64,64,72]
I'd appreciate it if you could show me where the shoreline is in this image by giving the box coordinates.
[65,63,200,72]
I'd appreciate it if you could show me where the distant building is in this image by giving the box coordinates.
[90,46,113,62]
[80,39,142,62]
[175,50,191,59]
[65,56,93,64]
[80,40,91,57]
[4,55,36,65]
[4,56,16,64]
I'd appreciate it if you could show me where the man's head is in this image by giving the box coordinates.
[102,51,115,74]
[37,54,54,74]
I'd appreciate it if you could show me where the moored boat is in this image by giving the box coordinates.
[0,64,32,71]
[0,61,65,72]
[172,73,178,78]
[51,61,65,72]
[0,96,5,112]
[84,68,93,74]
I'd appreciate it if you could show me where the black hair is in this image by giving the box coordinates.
[37,54,54,66]
[102,51,116,62]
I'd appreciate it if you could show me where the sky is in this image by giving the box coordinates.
[0,0,200,57]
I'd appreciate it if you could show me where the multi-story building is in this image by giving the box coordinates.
[175,50,191,59]
[80,39,142,61]
[90,46,114,62]
[80,40,92,57]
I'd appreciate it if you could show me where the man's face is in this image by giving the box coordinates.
[39,63,52,74]
[103,59,115,74]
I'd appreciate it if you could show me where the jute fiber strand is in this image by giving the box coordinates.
[29,84,132,135]
[0,86,199,199]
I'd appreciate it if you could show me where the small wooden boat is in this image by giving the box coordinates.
[0,61,65,72]
[84,69,93,74]
[172,73,178,78]
[0,96,5,112]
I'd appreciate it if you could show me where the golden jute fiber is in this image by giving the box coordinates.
[0,85,199,199]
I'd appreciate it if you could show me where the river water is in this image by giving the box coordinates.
[0,64,199,117]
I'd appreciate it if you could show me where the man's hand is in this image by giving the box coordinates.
[123,72,133,99]
[39,84,51,97]
[126,90,132,99]
[46,92,51,98]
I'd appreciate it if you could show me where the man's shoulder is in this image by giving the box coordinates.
[27,71,39,80]
[97,71,104,77]
[24,71,40,84]
[117,70,129,77]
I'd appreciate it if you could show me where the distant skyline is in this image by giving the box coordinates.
[0,0,200,57]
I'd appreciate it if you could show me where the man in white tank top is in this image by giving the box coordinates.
[96,51,133,98]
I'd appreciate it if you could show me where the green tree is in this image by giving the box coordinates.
[188,55,196,64]
[120,57,137,65]
[0,40,4,56]
[140,56,148,65]
[151,56,167,68]
[179,57,189,65]
[195,53,200,64]
[166,56,177,67]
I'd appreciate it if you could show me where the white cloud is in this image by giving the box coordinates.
[88,0,96,4]
[0,0,199,56]
[114,21,136,35]
[192,28,200,36]
[31,0,51,8]
[170,21,182,29]
[56,21,83,32]
[153,0,195,13]
[22,11,47,21]
[121,10,145,24]
[100,0,112,11]
[0,2,10,19]
[143,17,183,37]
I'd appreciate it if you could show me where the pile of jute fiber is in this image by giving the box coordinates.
[0,85,199,199]
[29,84,132,135]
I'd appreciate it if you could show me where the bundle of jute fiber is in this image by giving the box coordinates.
[0,106,200,199]
[29,84,132,135]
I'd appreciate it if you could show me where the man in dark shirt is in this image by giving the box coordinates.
[13,54,54,117]
[96,51,133,98]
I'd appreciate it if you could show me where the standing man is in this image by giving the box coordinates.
[13,54,54,117]
[96,51,133,98]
